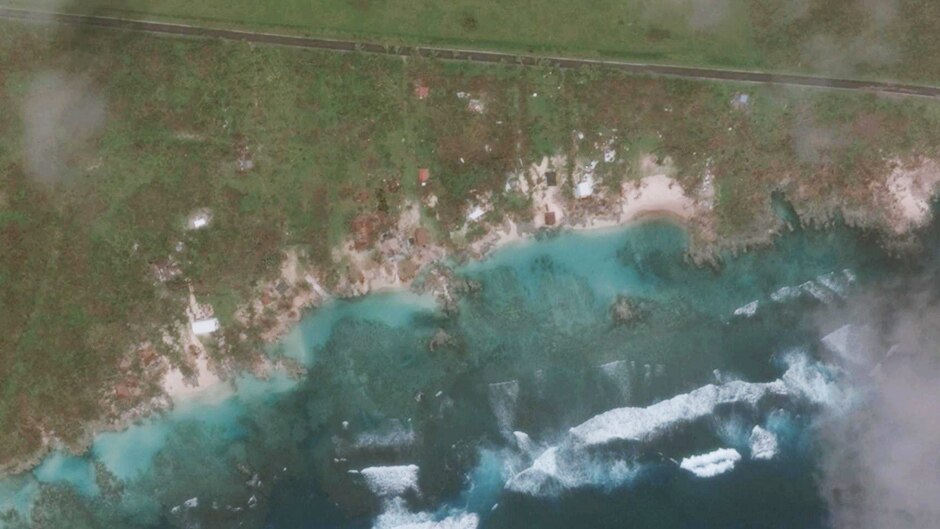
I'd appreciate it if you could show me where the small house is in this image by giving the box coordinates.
[544,211,557,226]
[467,206,486,222]
[414,227,430,247]
[192,318,220,336]
[418,168,430,187]
[545,171,557,187]
[575,178,594,199]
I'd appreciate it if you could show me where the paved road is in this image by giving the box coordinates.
[3,6,940,98]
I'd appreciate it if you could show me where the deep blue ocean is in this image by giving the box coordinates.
[1,212,931,529]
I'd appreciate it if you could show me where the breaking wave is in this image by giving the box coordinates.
[748,426,779,460]
[360,465,420,497]
[505,353,840,497]
[373,498,478,529]
[488,380,520,437]
[679,448,741,478]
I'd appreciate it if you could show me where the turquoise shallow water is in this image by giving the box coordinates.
[0,217,921,529]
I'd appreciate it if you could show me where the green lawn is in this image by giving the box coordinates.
[3,17,940,468]
[7,0,940,84]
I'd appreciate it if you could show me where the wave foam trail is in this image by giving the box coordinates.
[354,421,417,449]
[770,269,855,304]
[598,360,632,400]
[360,465,420,497]
[779,352,845,408]
[749,426,779,460]
[513,431,537,456]
[506,446,640,497]
[569,378,787,446]
[488,380,520,436]
[679,448,741,477]
[733,300,759,318]
[373,499,478,529]
[505,353,840,497]
[569,353,842,445]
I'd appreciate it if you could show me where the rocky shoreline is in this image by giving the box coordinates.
[3,153,938,479]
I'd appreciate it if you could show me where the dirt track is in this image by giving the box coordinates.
[3,6,940,98]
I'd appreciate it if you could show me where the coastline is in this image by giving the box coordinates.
[0,161,698,477]
[4,153,939,479]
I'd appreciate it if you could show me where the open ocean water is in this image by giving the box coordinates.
[1,211,933,529]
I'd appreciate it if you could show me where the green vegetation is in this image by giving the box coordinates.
[2,19,940,469]
[7,0,940,83]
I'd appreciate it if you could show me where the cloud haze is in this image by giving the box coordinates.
[21,71,106,184]
[816,278,940,529]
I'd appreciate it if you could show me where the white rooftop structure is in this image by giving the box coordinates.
[467,206,486,222]
[187,209,212,230]
[191,318,219,335]
[575,178,594,199]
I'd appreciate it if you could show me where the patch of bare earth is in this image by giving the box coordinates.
[878,158,940,233]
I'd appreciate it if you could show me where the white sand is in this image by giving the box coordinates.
[161,288,230,404]
[161,353,230,405]
[472,154,699,256]
[619,174,696,222]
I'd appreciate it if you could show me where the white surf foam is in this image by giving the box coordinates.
[748,426,778,460]
[679,448,741,477]
[355,422,417,449]
[779,352,843,407]
[488,380,520,436]
[569,378,787,446]
[360,465,420,497]
[815,270,851,297]
[769,269,855,304]
[373,498,478,529]
[733,300,759,318]
[505,448,560,497]
[512,431,537,456]
[505,446,640,496]
[506,353,839,497]
[800,280,835,303]
[770,285,799,302]
[598,360,632,400]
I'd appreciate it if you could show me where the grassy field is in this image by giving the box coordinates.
[2,18,940,467]
[6,0,940,84]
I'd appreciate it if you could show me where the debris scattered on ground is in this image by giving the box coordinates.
[731,92,751,111]
[414,81,429,99]
[575,175,595,199]
[187,208,212,230]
